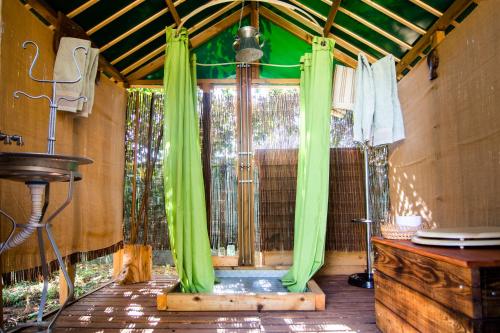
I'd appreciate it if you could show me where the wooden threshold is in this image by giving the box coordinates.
[157,279,325,312]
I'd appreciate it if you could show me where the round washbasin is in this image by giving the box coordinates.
[0,152,93,183]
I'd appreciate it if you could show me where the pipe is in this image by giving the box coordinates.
[0,183,46,251]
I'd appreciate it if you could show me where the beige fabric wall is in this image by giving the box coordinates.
[390,0,500,228]
[0,0,126,275]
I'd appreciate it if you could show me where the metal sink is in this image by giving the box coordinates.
[0,152,93,183]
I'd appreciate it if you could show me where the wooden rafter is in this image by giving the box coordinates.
[396,0,475,75]
[408,0,443,17]
[112,1,237,69]
[67,0,99,19]
[126,6,251,82]
[122,44,166,75]
[359,0,426,35]
[268,4,376,64]
[282,0,396,61]
[111,29,166,65]
[259,6,357,68]
[24,0,126,83]
[100,9,168,52]
[323,0,341,37]
[87,0,145,35]
[337,7,411,49]
[165,0,181,26]
[100,0,185,53]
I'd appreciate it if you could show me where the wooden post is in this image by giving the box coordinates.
[59,258,76,304]
[200,83,212,238]
[236,64,255,266]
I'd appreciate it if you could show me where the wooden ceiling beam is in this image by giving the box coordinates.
[87,0,145,35]
[67,0,100,19]
[122,44,166,75]
[251,2,260,28]
[24,0,127,83]
[111,29,166,65]
[323,0,341,37]
[397,0,475,75]
[165,0,181,26]
[100,8,168,52]
[267,4,376,63]
[100,0,186,53]
[259,6,357,68]
[126,6,250,82]
[408,0,443,17]
[359,0,426,35]
[187,2,240,35]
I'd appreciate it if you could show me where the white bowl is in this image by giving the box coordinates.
[396,215,422,227]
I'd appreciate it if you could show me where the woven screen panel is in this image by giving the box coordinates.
[255,148,366,252]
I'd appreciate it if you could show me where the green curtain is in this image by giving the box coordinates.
[282,37,335,292]
[163,27,214,293]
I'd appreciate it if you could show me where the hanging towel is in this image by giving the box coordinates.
[371,54,405,146]
[352,53,374,143]
[79,47,99,117]
[332,64,355,118]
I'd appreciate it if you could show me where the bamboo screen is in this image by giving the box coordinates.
[252,87,386,252]
[123,89,169,249]
[208,88,239,253]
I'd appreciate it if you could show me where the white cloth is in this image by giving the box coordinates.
[332,64,356,116]
[371,54,405,145]
[352,53,405,146]
[353,53,374,143]
[79,47,99,117]
[54,37,90,112]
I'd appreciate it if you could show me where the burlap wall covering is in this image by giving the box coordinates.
[0,0,125,281]
[390,0,500,228]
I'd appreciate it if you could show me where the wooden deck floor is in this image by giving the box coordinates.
[50,275,379,332]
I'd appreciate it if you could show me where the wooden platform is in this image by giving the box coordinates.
[42,275,379,332]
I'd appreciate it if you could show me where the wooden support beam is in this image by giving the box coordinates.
[277,1,391,61]
[67,0,100,18]
[360,0,426,35]
[250,2,260,79]
[338,7,412,49]
[323,0,341,37]
[59,260,76,304]
[259,6,357,68]
[165,0,181,26]
[100,9,167,52]
[111,27,172,65]
[121,44,165,75]
[408,0,443,17]
[188,2,241,36]
[87,0,145,35]
[126,6,250,81]
[23,0,127,83]
[396,0,475,75]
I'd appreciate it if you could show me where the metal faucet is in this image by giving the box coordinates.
[0,132,24,145]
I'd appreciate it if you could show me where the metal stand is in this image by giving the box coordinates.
[348,145,374,289]
[0,174,75,332]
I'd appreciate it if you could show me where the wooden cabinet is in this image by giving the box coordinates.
[373,237,500,333]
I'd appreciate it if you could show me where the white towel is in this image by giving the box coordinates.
[54,37,90,112]
[371,54,405,146]
[332,64,356,118]
[353,53,374,143]
[78,47,99,117]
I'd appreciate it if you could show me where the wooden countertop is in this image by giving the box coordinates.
[373,237,500,268]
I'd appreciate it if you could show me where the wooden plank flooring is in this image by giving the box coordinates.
[47,275,379,332]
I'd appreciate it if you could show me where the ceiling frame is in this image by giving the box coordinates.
[323,0,341,37]
[67,0,100,19]
[100,0,186,53]
[126,5,251,82]
[165,0,181,26]
[408,0,443,17]
[260,6,357,68]
[359,0,426,35]
[269,4,378,63]
[87,0,145,35]
[396,0,475,75]
[111,2,239,70]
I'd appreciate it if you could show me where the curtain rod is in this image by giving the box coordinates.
[196,62,301,68]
